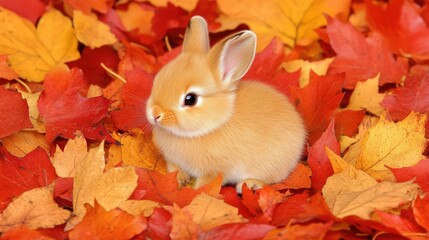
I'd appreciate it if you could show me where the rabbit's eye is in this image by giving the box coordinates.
[184,93,198,106]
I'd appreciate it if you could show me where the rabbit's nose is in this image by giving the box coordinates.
[152,105,164,122]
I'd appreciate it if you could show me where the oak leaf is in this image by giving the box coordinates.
[347,75,385,116]
[50,131,87,177]
[37,68,111,142]
[0,7,79,82]
[326,16,407,89]
[69,202,146,240]
[0,87,32,138]
[355,112,427,181]
[0,187,71,232]
[216,0,350,50]
[73,10,118,49]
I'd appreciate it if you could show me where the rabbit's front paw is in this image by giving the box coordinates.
[236,179,266,194]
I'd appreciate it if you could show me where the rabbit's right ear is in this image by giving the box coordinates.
[182,16,210,53]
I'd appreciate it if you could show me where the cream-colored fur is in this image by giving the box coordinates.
[146,16,306,193]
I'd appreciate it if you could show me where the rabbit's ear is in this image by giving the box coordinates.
[209,31,256,86]
[182,16,210,53]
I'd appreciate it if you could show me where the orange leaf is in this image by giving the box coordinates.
[69,202,147,240]
[264,221,333,240]
[0,225,53,240]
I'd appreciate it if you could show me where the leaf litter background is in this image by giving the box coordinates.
[0,0,429,239]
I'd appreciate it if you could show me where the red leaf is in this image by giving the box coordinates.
[271,192,333,226]
[69,201,147,240]
[147,207,172,240]
[0,0,46,24]
[110,69,153,131]
[289,72,344,144]
[388,159,429,192]
[133,168,222,207]
[365,0,429,60]
[373,210,425,234]
[0,55,19,80]
[38,68,112,142]
[265,221,333,239]
[67,46,120,87]
[199,223,275,239]
[307,119,339,191]
[0,147,57,212]
[413,195,429,231]
[244,38,300,97]
[0,225,53,240]
[53,177,74,208]
[220,187,254,218]
[0,87,32,138]
[64,0,113,14]
[326,16,407,89]
[241,184,262,216]
[381,73,429,137]
[334,109,366,137]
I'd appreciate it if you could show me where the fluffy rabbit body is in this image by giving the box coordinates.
[146,16,306,192]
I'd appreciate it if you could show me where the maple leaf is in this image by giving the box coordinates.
[50,131,88,178]
[365,0,429,60]
[107,129,166,172]
[69,202,147,240]
[0,187,71,232]
[0,7,79,82]
[0,0,46,24]
[0,225,53,240]
[147,0,199,12]
[68,141,138,229]
[165,204,199,239]
[1,131,49,158]
[373,210,426,235]
[146,207,172,240]
[0,87,32,138]
[389,159,429,192]
[199,223,275,240]
[334,109,366,137]
[216,0,351,50]
[355,112,427,181]
[347,75,385,116]
[264,221,333,240]
[289,72,344,144]
[118,200,159,217]
[0,147,57,212]
[73,10,118,49]
[326,16,407,89]
[381,73,429,137]
[116,2,155,36]
[307,119,339,191]
[270,163,311,191]
[64,0,113,14]
[19,90,44,133]
[284,57,334,87]
[37,68,111,143]
[413,195,429,231]
[243,38,300,97]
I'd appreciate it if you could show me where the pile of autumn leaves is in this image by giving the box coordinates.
[0,0,429,239]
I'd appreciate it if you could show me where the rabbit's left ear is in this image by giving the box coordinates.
[182,16,210,53]
[209,30,256,86]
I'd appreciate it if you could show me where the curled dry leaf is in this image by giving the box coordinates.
[0,7,79,82]
[0,187,71,232]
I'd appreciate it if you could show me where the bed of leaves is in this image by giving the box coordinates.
[0,0,429,239]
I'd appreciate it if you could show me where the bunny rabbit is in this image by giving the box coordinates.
[146,16,306,193]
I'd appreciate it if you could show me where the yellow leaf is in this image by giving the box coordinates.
[216,0,351,50]
[1,131,49,157]
[107,129,167,173]
[0,187,71,232]
[147,0,199,11]
[67,141,138,230]
[355,112,427,181]
[73,10,118,48]
[116,3,155,35]
[0,8,79,82]
[119,200,159,217]
[184,193,246,231]
[323,177,420,219]
[326,147,352,174]
[347,75,385,116]
[51,131,88,177]
[283,58,334,87]
[20,91,45,133]
[166,204,199,240]
[339,135,358,153]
